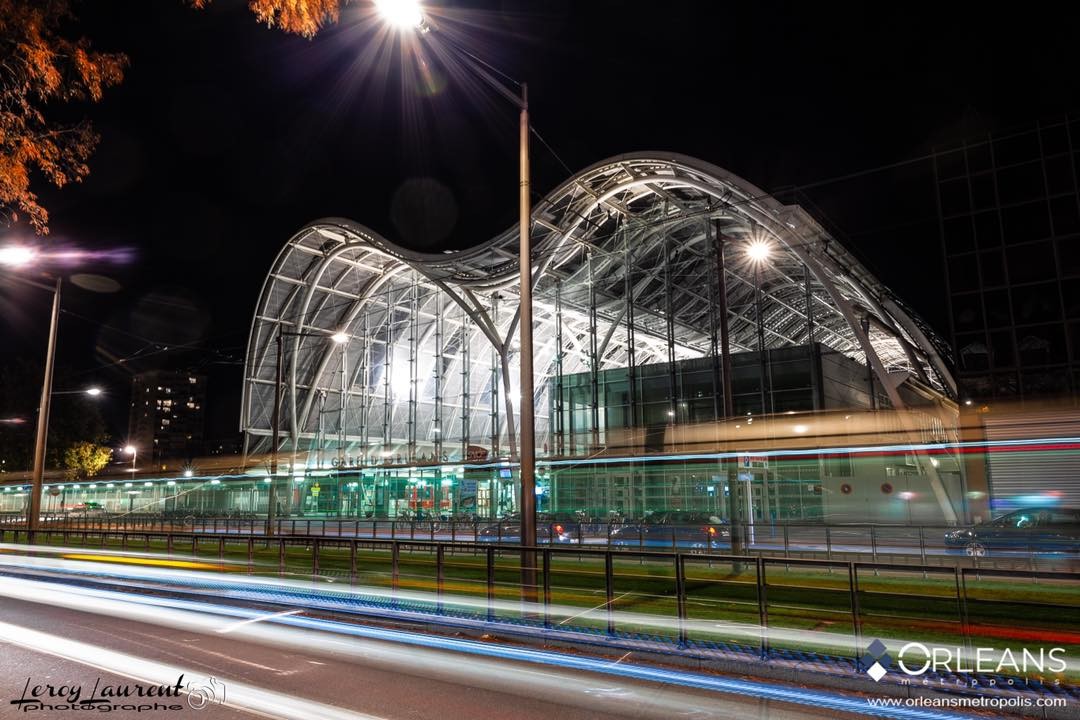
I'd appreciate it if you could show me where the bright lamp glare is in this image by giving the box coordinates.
[746,241,771,262]
[85,387,102,396]
[124,445,136,454]
[331,331,349,345]
[0,246,36,267]
[376,0,423,29]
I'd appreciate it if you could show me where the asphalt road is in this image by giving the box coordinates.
[0,576,854,720]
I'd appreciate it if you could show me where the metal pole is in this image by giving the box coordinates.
[518,83,537,603]
[339,343,348,461]
[267,332,282,537]
[714,225,734,420]
[755,263,768,415]
[29,277,61,536]
[713,226,742,557]
[862,315,877,410]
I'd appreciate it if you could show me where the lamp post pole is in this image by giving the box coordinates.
[374,3,536,600]
[517,82,537,600]
[713,229,743,556]
[28,277,61,537]
[268,331,283,536]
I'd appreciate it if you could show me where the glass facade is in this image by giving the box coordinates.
[244,155,954,471]
[1,436,964,524]
[937,115,1080,402]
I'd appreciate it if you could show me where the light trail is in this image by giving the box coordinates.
[0,550,877,656]
[0,573,977,719]
[0,541,246,567]
[60,552,225,571]
[217,609,303,634]
[0,618,384,720]
[1,547,1077,677]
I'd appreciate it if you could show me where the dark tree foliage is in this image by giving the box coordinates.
[0,0,127,233]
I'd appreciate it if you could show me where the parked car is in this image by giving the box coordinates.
[476,512,578,543]
[610,511,729,550]
[944,507,1080,556]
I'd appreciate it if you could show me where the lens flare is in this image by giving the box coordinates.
[376,0,423,29]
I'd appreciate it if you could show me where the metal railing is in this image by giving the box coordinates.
[3,525,1079,683]
[9,512,1078,569]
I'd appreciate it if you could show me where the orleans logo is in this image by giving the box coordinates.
[862,639,892,682]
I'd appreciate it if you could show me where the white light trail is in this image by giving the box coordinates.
[216,609,303,634]
[0,576,795,720]
[0,619,383,720]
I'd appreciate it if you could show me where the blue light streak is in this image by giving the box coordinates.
[5,574,970,720]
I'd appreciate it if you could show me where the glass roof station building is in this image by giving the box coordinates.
[239,153,968,525]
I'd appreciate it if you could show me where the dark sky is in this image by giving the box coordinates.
[5,0,1080,440]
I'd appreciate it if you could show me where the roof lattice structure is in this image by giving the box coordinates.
[242,153,955,464]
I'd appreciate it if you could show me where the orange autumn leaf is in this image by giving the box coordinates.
[191,0,346,38]
[0,0,127,234]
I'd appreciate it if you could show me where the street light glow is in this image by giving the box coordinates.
[746,241,771,262]
[330,331,349,344]
[86,387,102,396]
[124,445,136,454]
[0,246,36,267]
[376,0,424,29]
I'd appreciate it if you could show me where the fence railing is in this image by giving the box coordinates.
[3,525,1079,685]
[6,512,1077,569]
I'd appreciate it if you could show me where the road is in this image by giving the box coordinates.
[0,570,876,720]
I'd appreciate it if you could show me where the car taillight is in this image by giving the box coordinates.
[555,524,564,534]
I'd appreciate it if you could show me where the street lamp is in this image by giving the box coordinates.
[1,245,61,536]
[745,239,772,415]
[0,245,36,267]
[3,244,121,535]
[52,387,103,397]
[377,0,539,597]
[375,0,424,30]
[267,328,349,536]
[742,238,773,553]
[124,445,137,473]
[746,240,771,264]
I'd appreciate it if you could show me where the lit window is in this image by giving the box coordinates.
[189,377,197,384]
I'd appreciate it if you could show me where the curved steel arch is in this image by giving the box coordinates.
[242,153,956,478]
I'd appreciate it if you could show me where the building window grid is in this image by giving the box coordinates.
[941,117,1080,400]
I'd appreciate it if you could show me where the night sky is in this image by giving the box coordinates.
[4,0,1080,441]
